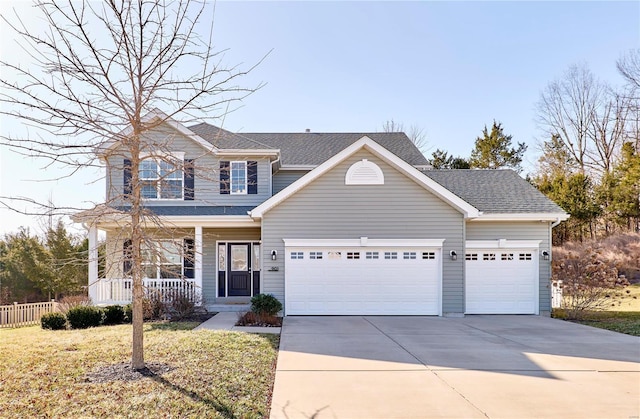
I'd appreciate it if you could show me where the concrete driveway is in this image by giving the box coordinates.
[269,315,640,419]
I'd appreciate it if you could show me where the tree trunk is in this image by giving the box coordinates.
[131,275,144,370]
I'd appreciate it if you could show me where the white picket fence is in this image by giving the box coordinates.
[0,300,58,328]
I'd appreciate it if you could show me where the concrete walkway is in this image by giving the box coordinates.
[270,315,640,419]
[194,311,280,334]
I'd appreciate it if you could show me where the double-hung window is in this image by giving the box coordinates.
[140,158,183,199]
[230,161,247,194]
[141,240,183,279]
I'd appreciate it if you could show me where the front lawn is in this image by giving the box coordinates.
[0,322,279,418]
[553,309,640,336]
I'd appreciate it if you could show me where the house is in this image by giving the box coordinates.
[75,110,569,316]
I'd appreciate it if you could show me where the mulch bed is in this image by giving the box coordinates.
[236,312,282,327]
[84,362,175,383]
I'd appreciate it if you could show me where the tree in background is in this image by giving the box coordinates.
[1,0,260,370]
[610,142,640,230]
[44,221,87,299]
[0,223,87,303]
[536,63,629,177]
[0,229,50,303]
[382,119,429,155]
[469,121,527,171]
[428,148,470,169]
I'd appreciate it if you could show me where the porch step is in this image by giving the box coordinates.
[205,303,250,313]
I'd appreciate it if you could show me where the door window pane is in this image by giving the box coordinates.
[231,245,248,271]
[252,244,261,271]
[218,244,226,271]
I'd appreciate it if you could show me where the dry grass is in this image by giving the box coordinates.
[560,233,640,283]
[601,283,640,311]
[0,322,279,418]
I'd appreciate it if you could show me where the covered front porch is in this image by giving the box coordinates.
[87,219,262,310]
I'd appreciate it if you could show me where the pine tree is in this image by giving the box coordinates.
[470,121,527,171]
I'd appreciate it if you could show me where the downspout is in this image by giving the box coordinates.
[551,217,562,228]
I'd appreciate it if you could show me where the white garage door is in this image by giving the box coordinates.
[465,248,538,314]
[284,239,443,315]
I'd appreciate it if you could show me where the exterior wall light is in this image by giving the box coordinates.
[449,250,457,261]
[271,250,277,261]
[542,251,550,260]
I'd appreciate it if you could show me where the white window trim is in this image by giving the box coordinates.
[283,238,445,248]
[139,153,185,201]
[230,160,248,195]
[465,239,542,249]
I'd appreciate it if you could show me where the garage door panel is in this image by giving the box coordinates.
[465,249,537,315]
[286,246,440,315]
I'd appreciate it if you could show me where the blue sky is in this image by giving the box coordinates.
[1,1,639,234]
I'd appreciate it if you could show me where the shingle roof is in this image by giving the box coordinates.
[188,123,429,166]
[423,169,565,214]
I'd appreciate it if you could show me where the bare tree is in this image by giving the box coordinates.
[537,63,630,177]
[536,64,601,174]
[381,119,429,155]
[0,0,262,370]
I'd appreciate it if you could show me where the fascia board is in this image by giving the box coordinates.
[470,213,570,222]
[94,215,260,229]
[215,149,280,160]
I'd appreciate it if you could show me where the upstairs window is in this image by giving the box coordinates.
[230,161,247,194]
[124,157,193,201]
[140,159,183,200]
[220,160,258,194]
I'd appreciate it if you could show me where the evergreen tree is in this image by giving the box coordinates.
[429,149,470,169]
[611,142,640,229]
[470,121,527,171]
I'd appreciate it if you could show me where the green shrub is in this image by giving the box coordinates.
[123,304,133,323]
[41,312,67,330]
[66,306,103,329]
[103,305,125,325]
[250,293,282,317]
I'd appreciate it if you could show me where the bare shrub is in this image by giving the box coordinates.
[166,290,202,321]
[57,295,92,314]
[553,245,629,319]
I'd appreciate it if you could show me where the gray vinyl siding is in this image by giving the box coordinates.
[465,221,552,312]
[272,170,309,195]
[106,125,272,206]
[201,228,261,303]
[261,149,465,314]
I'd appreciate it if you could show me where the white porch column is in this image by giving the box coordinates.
[88,225,99,303]
[195,226,203,291]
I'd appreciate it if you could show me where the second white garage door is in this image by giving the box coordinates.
[284,239,443,315]
[465,242,539,314]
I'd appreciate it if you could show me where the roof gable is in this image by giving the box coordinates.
[250,137,480,219]
[98,109,217,156]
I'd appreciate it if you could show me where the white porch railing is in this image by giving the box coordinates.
[93,278,198,305]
